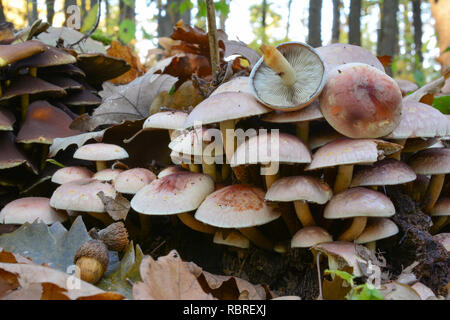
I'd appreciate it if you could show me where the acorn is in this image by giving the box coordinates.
[89,221,129,252]
[74,239,109,284]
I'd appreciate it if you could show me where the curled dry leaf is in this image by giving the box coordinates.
[49,130,106,157]
[97,191,130,221]
[107,40,145,85]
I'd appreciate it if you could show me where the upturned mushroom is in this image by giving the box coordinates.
[355,218,399,251]
[74,143,129,172]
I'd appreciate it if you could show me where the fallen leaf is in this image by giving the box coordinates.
[377,55,393,68]
[48,130,106,157]
[322,266,354,300]
[107,40,145,85]
[97,191,130,221]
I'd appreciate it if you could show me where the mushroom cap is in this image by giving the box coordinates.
[319,63,403,139]
[0,108,15,131]
[16,100,81,144]
[0,75,66,101]
[60,89,101,107]
[250,41,326,111]
[403,137,440,153]
[113,168,157,194]
[230,132,311,167]
[433,233,450,251]
[39,63,86,78]
[410,282,437,300]
[213,230,250,249]
[40,74,83,92]
[407,148,450,175]
[291,226,333,248]
[324,187,395,219]
[76,53,130,84]
[93,168,124,182]
[51,166,94,184]
[306,138,402,170]
[195,184,281,228]
[265,176,332,204]
[210,76,252,96]
[157,166,186,179]
[143,111,188,130]
[74,143,129,162]
[0,132,36,172]
[350,158,417,187]
[10,46,77,72]
[0,40,46,67]
[316,43,385,72]
[131,172,214,215]
[355,218,399,244]
[168,127,224,158]
[395,79,418,96]
[385,101,450,139]
[431,198,450,217]
[184,92,270,128]
[50,178,116,213]
[262,100,324,123]
[0,197,67,224]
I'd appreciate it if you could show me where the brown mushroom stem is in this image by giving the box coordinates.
[202,154,217,182]
[390,139,406,160]
[293,200,316,227]
[423,174,445,214]
[273,242,287,254]
[188,163,201,173]
[220,119,235,163]
[79,106,86,115]
[139,214,151,238]
[430,216,449,234]
[221,164,230,181]
[370,186,378,191]
[40,144,49,170]
[29,67,37,77]
[260,44,296,86]
[296,122,309,143]
[333,165,354,194]
[96,161,108,172]
[365,241,376,252]
[280,207,301,235]
[88,211,114,225]
[263,163,279,189]
[21,94,29,122]
[239,227,274,251]
[177,212,217,234]
[338,216,367,241]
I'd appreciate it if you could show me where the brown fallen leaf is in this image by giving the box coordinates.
[322,266,354,300]
[97,191,130,221]
[107,41,145,85]
[48,129,106,157]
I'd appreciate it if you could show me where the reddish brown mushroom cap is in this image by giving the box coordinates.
[16,100,81,144]
[76,53,130,84]
[60,89,101,107]
[407,148,450,175]
[0,132,36,172]
[319,63,403,138]
[0,108,15,131]
[291,226,333,248]
[40,74,84,92]
[0,40,46,67]
[39,63,86,78]
[9,46,77,72]
[0,197,67,224]
[0,75,66,101]
[113,168,157,194]
[195,184,281,228]
[51,166,94,185]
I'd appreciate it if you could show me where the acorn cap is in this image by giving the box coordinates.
[51,166,94,185]
[355,218,399,244]
[16,100,81,144]
[9,46,76,72]
[213,230,250,249]
[74,143,129,162]
[319,63,403,139]
[131,172,214,215]
[0,132,36,173]
[76,53,130,84]
[324,187,395,219]
[96,221,129,252]
[0,76,66,101]
[316,43,384,72]
[263,100,324,123]
[407,148,450,175]
[113,168,157,195]
[60,89,101,107]
[431,198,450,217]
[230,132,311,167]
[50,178,116,213]
[350,158,417,187]
[0,40,46,67]
[291,226,333,248]
[250,42,326,111]
[210,76,252,96]
[433,233,450,251]
[184,92,270,128]
[143,111,188,131]
[395,79,418,96]
[195,184,281,228]
[0,197,67,224]
[39,74,83,92]
[157,166,186,179]
[0,108,15,131]
[306,138,403,170]
[385,101,450,139]
[168,127,224,158]
[93,168,124,182]
[265,176,332,204]
[74,239,109,271]
[308,123,344,150]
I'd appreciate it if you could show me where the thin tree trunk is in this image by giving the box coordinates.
[46,0,55,24]
[157,0,191,38]
[377,0,399,75]
[262,0,267,43]
[349,0,361,45]
[28,0,38,24]
[412,0,423,64]
[430,0,450,70]
[285,0,293,39]
[0,0,6,23]
[332,0,341,43]
[219,0,230,31]
[308,0,322,47]
[403,1,412,57]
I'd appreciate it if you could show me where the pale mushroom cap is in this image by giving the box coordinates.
[157,166,186,178]
[131,172,214,215]
[195,184,281,228]
[262,100,324,123]
[143,111,188,130]
[184,92,270,128]
[50,178,116,213]
[431,198,450,217]
[51,166,94,185]
[210,76,252,96]
[385,101,450,139]
[350,158,417,187]
[213,230,250,249]
[291,226,333,248]
[230,132,312,167]
[73,143,129,161]
[93,168,123,182]
[250,41,326,111]
[265,176,332,204]
[306,138,402,170]
[168,127,224,157]
[380,281,421,300]
[113,168,157,194]
[0,197,67,224]
[324,187,395,219]
[395,79,418,96]
[355,218,399,243]
[433,233,450,251]
[407,148,450,175]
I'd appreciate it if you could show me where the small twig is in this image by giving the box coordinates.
[205,0,220,82]
[150,240,166,255]
[69,0,102,48]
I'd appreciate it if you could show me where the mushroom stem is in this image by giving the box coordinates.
[221,164,230,181]
[296,122,309,143]
[88,212,114,225]
[202,156,217,182]
[96,161,108,172]
[29,67,37,77]
[188,163,201,173]
[423,174,445,214]
[40,144,49,171]
[79,106,86,115]
[177,212,217,234]
[430,216,449,234]
[239,227,274,251]
[220,119,235,163]
[338,216,367,241]
[232,165,252,184]
[280,207,301,235]
[260,44,296,87]
[139,214,151,239]
[390,139,406,160]
[293,200,316,227]
[264,167,279,189]
[370,186,378,191]
[333,165,354,194]
[365,241,376,252]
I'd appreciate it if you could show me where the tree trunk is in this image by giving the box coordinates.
[219,0,230,31]
[46,0,55,24]
[377,0,399,76]
[412,0,423,64]
[308,0,322,47]
[0,0,7,23]
[262,0,267,43]
[28,0,38,24]
[430,0,450,70]
[332,0,341,43]
[157,0,192,38]
[349,0,361,45]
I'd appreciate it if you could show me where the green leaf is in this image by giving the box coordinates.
[432,95,450,114]
[413,69,425,87]
[324,269,355,286]
[444,46,450,53]
[45,159,65,168]
[80,3,99,33]
[119,19,136,44]
[348,284,384,300]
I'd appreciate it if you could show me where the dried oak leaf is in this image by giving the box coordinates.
[97,191,130,221]
[322,265,354,300]
[107,40,145,85]
[49,129,106,157]
[132,250,215,300]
